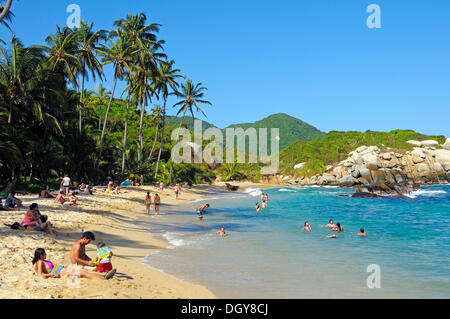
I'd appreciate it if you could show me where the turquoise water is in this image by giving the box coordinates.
[140,185,450,298]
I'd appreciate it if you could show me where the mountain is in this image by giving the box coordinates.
[225,113,325,151]
[165,116,218,132]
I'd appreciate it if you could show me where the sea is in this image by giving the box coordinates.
[137,184,450,298]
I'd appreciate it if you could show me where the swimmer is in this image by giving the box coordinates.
[261,199,267,209]
[319,219,335,228]
[196,204,209,220]
[260,193,265,202]
[357,228,367,236]
[332,222,344,232]
[216,227,228,237]
[302,221,311,231]
[326,234,338,239]
[254,203,261,212]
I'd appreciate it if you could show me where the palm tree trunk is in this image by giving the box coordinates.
[97,76,118,169]
[154,97,167,180]
[169,110,186,184]
[148,125,159,161]
[0,0,13,23]
[121,90,131,178]
[79,68,85,134]
[138,102,145,165]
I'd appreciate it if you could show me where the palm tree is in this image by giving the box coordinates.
[74,21,107,133]
[40,25,80,88]
[169,79,212,184]
[0,36,44,124]
[96,31,137,168]
[154,60,181,180]
[93,83,111,131]
[120,71,134,177]
[148,104,162,160]
[113,13,165,165]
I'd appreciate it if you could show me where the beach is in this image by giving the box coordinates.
[0,182,271,299]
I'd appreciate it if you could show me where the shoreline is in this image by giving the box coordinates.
[0,182,277,299]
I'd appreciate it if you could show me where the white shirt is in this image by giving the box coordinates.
[62,177,71,186]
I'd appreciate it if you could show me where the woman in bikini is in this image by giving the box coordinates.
[153,194,160,215]
[144,192,152,215]
[33,248,116,280]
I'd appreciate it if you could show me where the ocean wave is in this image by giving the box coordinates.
[404,189,447,199]
[163,232,187,249]
[279,188,296,192]
[244,188,263,197]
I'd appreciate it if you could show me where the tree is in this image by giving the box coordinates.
[74,21,107,133]
[154,60,181,180]
[113,13,165,165]
[148,104,162,160]
[40,25,80,88]
[96,31,138,169]
[93,83,111,131]
[169,79,212,184]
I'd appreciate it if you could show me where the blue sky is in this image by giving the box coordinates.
[3,0,450,136]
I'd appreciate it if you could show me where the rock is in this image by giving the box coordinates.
[325,165,333,172]
[407,140,423,147]
[371,170,386,184]
[412,148,427,159]
[338,175,358,187]
[321,174,336,184]
[356,146,368,153]
[381,153,392,160]
[351,192,381,198]
[415,163,431,177]
[294,163,306,170]
[420,140,439,147]
[395,153,403,158]
[443,138,450,151]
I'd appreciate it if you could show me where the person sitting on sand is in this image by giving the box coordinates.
[40,186,55,199]
[0,193,17,211]
[332,222,344,232]
[302,221,311,231]
[216,227,228,237]
[22,203,42,229]
[319,219,335,228]
[145,192,152,215]
[67,192,78,206]
[93,242,114,273]
[254,203,261,212]
[5,191,25,209]
[33,248,116,280]
[70,231,97,269]
[54,191,76,206]
[154,193,160,215]
[357,228,367,236]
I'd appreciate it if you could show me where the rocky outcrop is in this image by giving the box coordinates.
[276,142,450,194]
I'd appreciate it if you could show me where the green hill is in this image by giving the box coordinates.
[225,113,325,151]
[165,116,218,133]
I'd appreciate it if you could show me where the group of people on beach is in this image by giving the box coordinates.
[33,231,117,280]
[144,192,161,215]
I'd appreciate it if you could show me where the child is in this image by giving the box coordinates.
[94,242,113,273]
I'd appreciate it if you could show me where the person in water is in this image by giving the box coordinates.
[357,228,367,236]
[196,204,209,220]
[254,203,261,212]
[173,184,181,199]
[319,219,335,228]
[302,221,311,231]
[144,192,152,215]
[33,248,116,280]
[332,222,344,232]
[261,199,267,209]
[216,227,228,237]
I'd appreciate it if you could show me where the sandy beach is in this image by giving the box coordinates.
[0,181,277,299]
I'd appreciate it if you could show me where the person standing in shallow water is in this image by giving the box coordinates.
[144,192,152,215]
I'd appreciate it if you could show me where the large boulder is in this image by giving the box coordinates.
[443,138,450,151]
[294,163,306,170]
[420,140,439,147]
[338,175,358,187]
